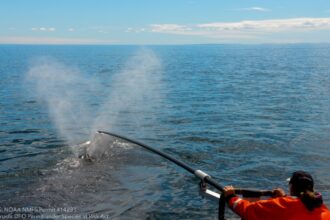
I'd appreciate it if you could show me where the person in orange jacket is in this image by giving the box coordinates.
[224,171,330,220]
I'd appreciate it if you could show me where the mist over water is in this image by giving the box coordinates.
[26,57,95,145]
[26,48,163,157]
[92,48,163,133]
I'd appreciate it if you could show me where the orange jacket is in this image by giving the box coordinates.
[228,196,330,220]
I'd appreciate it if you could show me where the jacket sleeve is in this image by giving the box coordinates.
[228,196,250,218]
[228,196,286,220]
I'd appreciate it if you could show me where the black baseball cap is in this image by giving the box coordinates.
[288,171,314,195]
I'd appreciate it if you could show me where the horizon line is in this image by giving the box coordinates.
[1,42,330,46]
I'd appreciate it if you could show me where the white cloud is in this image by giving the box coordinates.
[148,18,330,38]
[88,26,111,34]
[240,7,270,12]
[150,18,330,35]
[197,18,330,32]
[150,24,192,34]
[31,27,56,32]
[148,18,330,42]
[126,27,146,33]
[68,28,75,32]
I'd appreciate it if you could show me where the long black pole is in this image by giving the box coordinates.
[97,131,273,197]
[98,131,224,190]
[98,131,195,174]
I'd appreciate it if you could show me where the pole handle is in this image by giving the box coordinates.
[235,189,274,197]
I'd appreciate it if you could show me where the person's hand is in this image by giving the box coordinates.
[224,185,236,198]
[272,188,286,198]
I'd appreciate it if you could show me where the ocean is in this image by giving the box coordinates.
[0,44,330,219]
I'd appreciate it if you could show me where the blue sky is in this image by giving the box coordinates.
[1,0,330,44]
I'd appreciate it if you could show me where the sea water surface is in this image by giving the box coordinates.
[0,44,330,219]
